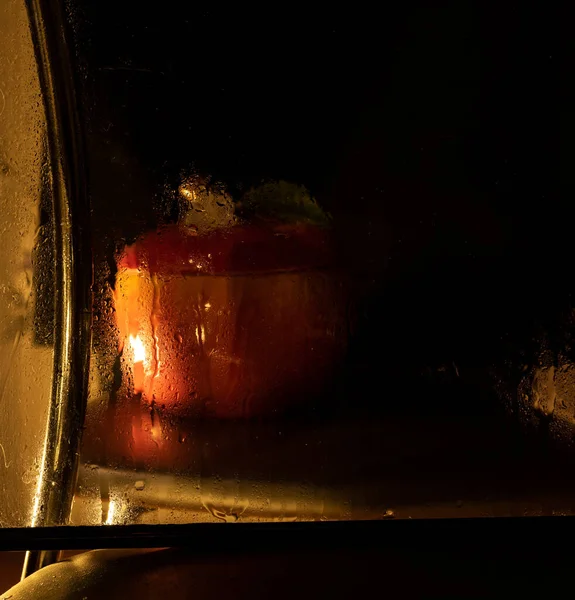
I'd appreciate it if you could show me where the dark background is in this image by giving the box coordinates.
[69,1,558,422]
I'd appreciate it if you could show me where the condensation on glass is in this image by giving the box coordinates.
[0,1,563,530]
[0,0,53,527]
[63,3,572,527]
[72,180,358,525]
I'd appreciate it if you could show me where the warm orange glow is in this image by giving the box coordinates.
[129,334,146,365]
[114,265,163,397]
[129,334,147,394]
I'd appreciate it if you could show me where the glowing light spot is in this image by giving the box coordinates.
[105,499,116,525]
[129,334,149,393]
[179,184,196,201]
[129,334,146,365]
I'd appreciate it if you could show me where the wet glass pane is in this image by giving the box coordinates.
[55,3,560,525]
[0,0,53,526]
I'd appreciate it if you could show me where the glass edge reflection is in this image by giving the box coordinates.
[22,0,92,580]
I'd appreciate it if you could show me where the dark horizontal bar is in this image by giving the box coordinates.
[0,517,571,552]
